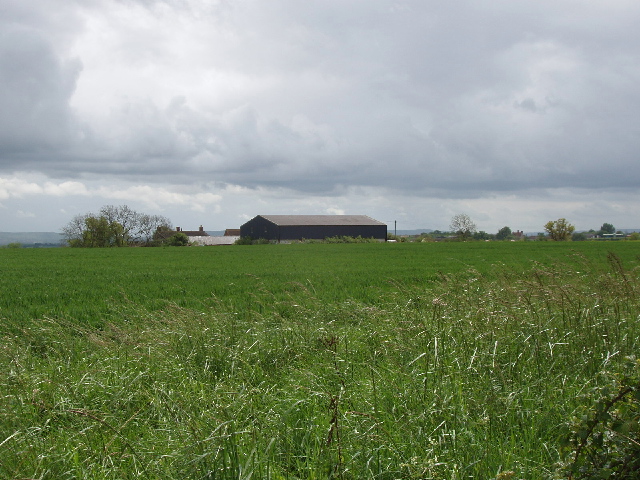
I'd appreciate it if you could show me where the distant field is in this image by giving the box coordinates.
[2,241,639,479]
[1,241,638,325]
[0,231,63,246]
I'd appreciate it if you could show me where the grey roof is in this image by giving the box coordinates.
[258,215,386,226]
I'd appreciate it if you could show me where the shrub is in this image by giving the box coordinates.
[320,235,378,243]
[234,236,272,245]
[556,356,640,479]
[168,232,189,246]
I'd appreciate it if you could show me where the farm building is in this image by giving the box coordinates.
[176,227,240,246]
[155,226,207,245]
[240,215,387,242]
[176,226,208,238]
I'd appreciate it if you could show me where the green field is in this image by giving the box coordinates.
[1,242,639,478]
[3,242,639,325]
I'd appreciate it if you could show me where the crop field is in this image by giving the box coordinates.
[1,241,640,478]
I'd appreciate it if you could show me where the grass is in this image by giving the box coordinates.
[1,242,640,478]
[1,241,638,325]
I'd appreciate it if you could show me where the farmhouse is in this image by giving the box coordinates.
[175,226,208,237]
[240,215,387,242]
[155,226,209,245]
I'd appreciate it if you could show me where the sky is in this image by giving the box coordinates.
[1,0,639,234]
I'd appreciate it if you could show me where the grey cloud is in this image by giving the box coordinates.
[1,0,640,201]
[0,24,81,158]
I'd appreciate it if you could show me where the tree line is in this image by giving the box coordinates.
[62,207,635,247]
[61,205,179,247]
[414,215,636,242]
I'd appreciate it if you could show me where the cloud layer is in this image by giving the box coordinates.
[1,0,639,232]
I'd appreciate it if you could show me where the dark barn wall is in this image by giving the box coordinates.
[279,225,386,240]
[240,216,387,241]
[240,216,279,239]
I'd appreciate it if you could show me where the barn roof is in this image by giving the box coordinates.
[258,215,386,226]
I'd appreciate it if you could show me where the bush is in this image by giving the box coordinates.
[234,236,272,245]
[572,232,588,242]
[168,232,189,246]
[316,235,378,244]
[556,356,640,479]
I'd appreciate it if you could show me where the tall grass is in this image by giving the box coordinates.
[1,252,639,478]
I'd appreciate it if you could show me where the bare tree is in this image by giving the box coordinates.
[61,213,91,245]
[138,213,172,245]
[100,205,139,244]
[450,213,477,240]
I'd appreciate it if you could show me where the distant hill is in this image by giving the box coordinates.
[0,232,64,246]
[394,229,433,236]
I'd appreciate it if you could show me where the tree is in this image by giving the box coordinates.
[496,226,512,241]
[62,213,90,245]
[139,214,172,245]
[450,213,477,240]
[80,216,123,247]
[100,205,138,245]
[544,218,575,241]
[572,232,587,241]
[62,205,172,247]
[473,230,492,241]
[599,223,616,235]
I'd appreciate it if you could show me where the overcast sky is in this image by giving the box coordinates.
[1,0,639,234]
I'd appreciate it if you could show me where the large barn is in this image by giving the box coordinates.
[240,215,387,242]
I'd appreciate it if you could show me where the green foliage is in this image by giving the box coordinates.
[234,236,272,245]
[234,235,254,245]
[557,357,640,479]
[496,226,512,240]
[386,233,407,242]
[572,232,588,241]
[168,232,189,246]
[600,223,616,235]
[63,205,171,247]
[320,235,379,243]
[78,216,124,247]
[473,230,493,240]
[545,218,576,241]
